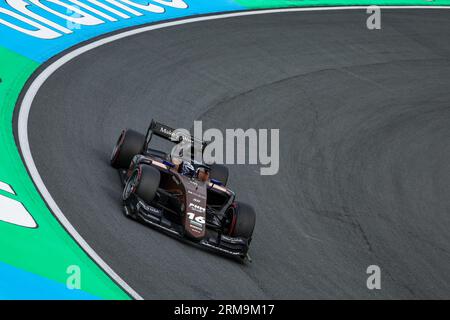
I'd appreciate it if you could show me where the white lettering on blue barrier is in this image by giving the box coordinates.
[0,0,188,39]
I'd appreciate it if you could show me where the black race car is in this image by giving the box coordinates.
[110,120,256,261]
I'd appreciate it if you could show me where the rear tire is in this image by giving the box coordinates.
[111,129,145,169]
[210,164,229,186]
[230,202,256,240]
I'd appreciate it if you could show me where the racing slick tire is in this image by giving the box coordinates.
[230,202,256,240]
[111,129,145,169]
[210,164,229,186]
[133,165,161,204]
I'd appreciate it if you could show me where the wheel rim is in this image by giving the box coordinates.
[123,170,138,201]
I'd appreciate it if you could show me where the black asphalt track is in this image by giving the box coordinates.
[24,10,450,298]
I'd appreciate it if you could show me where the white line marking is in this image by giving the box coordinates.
[0,195,38,228]
[0,181,15,194]
[17,5,450,300]
[0,181,37,228]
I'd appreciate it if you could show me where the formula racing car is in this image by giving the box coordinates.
[110,120,256,260]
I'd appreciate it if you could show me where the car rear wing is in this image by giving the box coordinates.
[144,119,207,151]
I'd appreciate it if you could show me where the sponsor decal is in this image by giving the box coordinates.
[159,126,173,136]
[187,211,205,224]
[190,221,203,228]
[138,201,162,216]
[146,205,162,215]
[188,203,205,213]
[190,226,202,233]
[188,180,199,188]
[187,189,206,199]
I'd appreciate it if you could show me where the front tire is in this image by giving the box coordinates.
[111,129,145,169]
[124,165,160,204]
[229,202,256,240]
